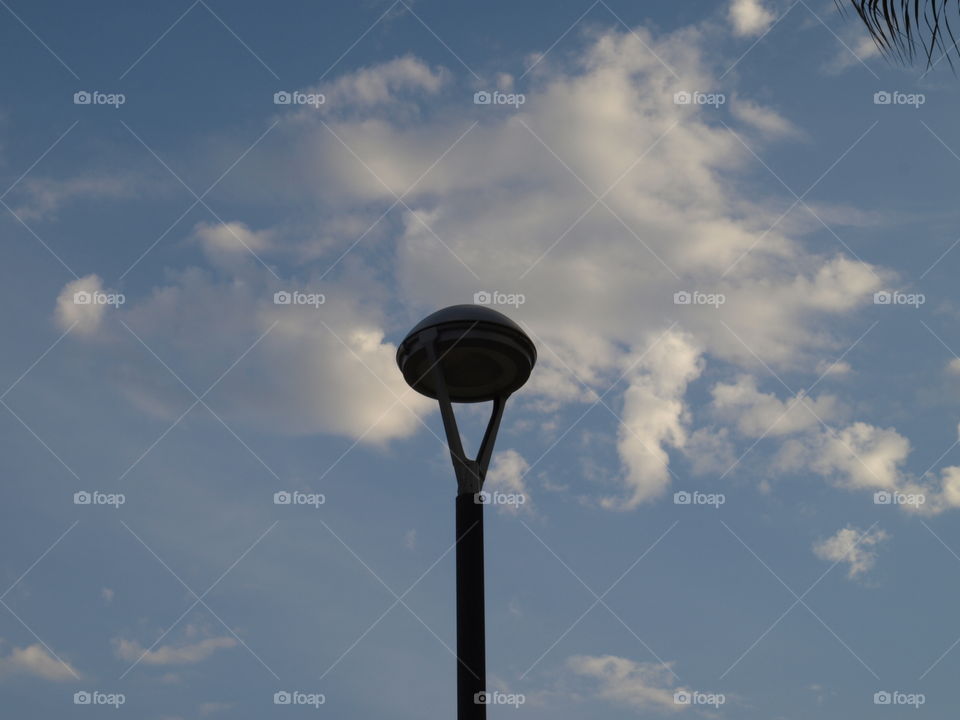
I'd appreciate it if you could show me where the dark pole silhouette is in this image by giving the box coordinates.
[397,305,536,720]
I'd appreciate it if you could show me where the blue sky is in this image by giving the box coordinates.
[3,0,960,717]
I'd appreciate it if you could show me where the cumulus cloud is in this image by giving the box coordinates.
[53,274,123,336]
[711,375,842,437]
[54,25,904,503]
[785,422,911,492]
[937,466,960,508]
[112,635,237,666]
[817,359,852,377]
[813,525,888,579]
[683,426,737,476]
[78,263,433,442]
[484,449,532,513]
[768,419,960,515]
[193,221,272,257]
[731,100,800,138]
[823,35,881,74]
[729,0,776,37]
[610,330,702,509]
[12,173,138,221]
[316,55,446,109]
[567,655,681,712]
[0,643,78,681]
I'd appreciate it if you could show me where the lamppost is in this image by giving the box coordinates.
[396,305,536,720]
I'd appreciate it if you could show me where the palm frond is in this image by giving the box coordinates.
[844,0,960,68]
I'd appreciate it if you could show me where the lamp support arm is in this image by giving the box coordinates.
[424,332,509,496]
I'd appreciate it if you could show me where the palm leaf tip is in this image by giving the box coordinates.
[844,0,960,68]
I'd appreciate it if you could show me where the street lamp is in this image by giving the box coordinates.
[396,304,536,720]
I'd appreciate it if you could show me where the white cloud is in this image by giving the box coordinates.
[94,266,433,442]
[947,358,960,375]
[729,0,775,37]
[683,426,737,476]
[731,100,800,138]
[567,655,681,712]
[768,419,960,515]
[813,525,888,579]
[112,635,237,666]
[810,422,910,491]
[610,330,703,509]
[0,643,78,681]
[55,26,902,503]
[193,221,272,258]
[316,55,446,109]
[485,449,532,513]
[817,359,852,377]
[101,587,114,604]
[711,375,842,437]
[824,35,881,74]
[937,466,960,508]
[13,173,138,221]
[54,274,112,335]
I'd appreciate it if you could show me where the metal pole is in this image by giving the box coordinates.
[456,492,486,720]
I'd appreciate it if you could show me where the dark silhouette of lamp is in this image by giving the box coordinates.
[397,304,536,720]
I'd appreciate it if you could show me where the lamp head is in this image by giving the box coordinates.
[396,305,537,403]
